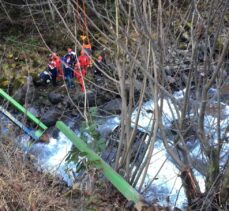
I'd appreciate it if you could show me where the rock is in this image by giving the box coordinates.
[72,91,98,107]
[170,117,197,142]
[32,75,43,86]
[62,98,69,107]
[48,92,63,104]
[13,76,27,90]
[13,76,35,104]
[41,109,60,127]
[0,78,10,88]
[102,98,122,114]
[85,91,98,106]
[39,133,50,143]
[56,103,63,109]
[125,79,142,93]
[71,109,79,117]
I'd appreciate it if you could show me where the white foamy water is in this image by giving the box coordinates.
[131,99,180,133]
[140,140,187,208]
[1,95,228,210]
[17,132,75,185]
[16,117,121,186]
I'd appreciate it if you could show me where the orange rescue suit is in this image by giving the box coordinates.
[53,55,64,80]
[74,63,86,92]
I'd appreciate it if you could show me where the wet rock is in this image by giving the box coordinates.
[39,133,50,143]
[102,98,122,114]
[51,127,60,139]
[72,91,100,107]
[41,109,60,127]
[48,92,63,104]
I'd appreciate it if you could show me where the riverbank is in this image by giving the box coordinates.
[0,136,128,210]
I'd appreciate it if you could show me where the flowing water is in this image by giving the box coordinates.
[0,89,228,209]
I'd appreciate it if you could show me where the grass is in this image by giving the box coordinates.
[0,134,128,210]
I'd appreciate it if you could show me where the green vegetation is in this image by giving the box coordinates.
[66,107,105,173]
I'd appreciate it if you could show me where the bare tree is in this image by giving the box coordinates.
[1,0,228,210]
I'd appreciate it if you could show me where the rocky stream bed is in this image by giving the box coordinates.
[1,71,228,210]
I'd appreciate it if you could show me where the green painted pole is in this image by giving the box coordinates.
[56,121,145,206]
[0,88,47,130]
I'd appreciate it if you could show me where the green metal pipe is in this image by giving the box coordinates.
[0,88,47,130]
[56,121,145,207]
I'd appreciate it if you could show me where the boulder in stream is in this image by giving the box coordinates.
[101,98,122,114]
[41,109,60,127]
[13,76,35,104]
[48,92,63,104]
[71,90,99,107]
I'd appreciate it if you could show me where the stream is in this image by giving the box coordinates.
[0,87,228,210]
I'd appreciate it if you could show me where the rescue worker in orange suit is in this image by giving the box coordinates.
[74,50,89,92]
[51,53,63,80]
[48,55,57,86]
[82,42,92,67]
[74,62,85,92]
[78,50,89,76]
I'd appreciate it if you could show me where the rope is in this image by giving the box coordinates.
[76,0,84,39]
[76,1,91,47]
[82,1,90,45]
